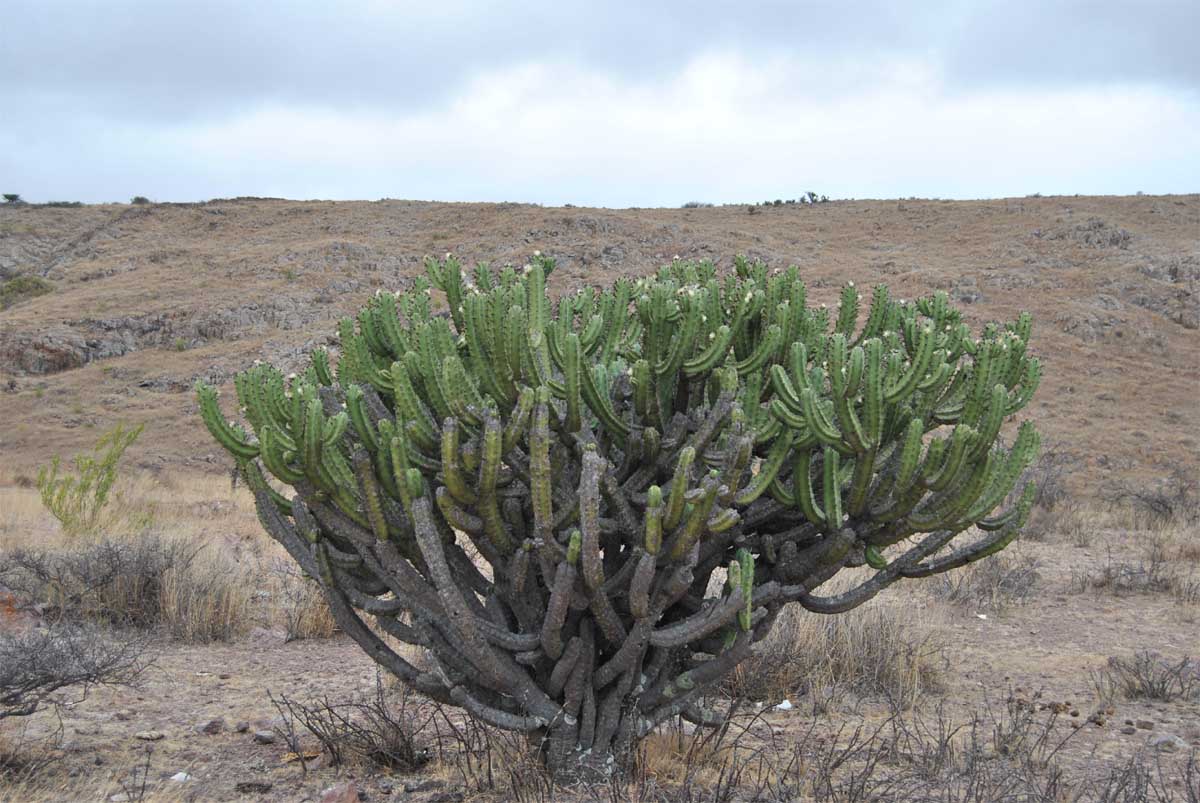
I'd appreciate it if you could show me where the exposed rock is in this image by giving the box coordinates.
[1149,733,1187,752]
[1136,719,1155,730]
[253,730,276,744]
[134,730,165,741]
[1049,216,1132,249]
[319,781,360,803]
[170,772,192,782]
[235,720,249,733]
[403,779,442,793]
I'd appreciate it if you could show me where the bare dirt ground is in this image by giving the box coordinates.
[1,195,1197,801]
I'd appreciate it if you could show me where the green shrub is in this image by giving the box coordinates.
[130,196,150,205]
[199,254,1042,778]
[36,423,144,537]
[0,276,54,310]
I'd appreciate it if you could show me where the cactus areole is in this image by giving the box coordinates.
[198,255,1041,776]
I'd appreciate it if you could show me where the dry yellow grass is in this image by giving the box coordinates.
[724,581,947,710]
[0,468,334,643]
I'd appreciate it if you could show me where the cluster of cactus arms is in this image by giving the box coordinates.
[197,254,1041,773]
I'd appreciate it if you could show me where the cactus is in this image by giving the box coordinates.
[197,255,1042,778]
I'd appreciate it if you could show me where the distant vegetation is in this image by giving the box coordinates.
[0,275,54,310]
[682,194,831,210]
[131,196,151,205]
[2,193,21,204]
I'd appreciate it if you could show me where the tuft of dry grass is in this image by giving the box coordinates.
[723,594,946,711]
[931,551,1040,614]
[267,558,338,641]
[635,726,734,788]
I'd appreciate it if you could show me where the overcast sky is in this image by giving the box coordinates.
[2,1,1197,206]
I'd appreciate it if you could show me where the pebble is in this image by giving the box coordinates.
[1121,726,1137,735]
[1149,733,1187,753]
[109,795,129,802]
[195,717,225,735]
[1136,719,1154,730]
[134,730,165,741]
[253,730,276,744]
[170,772,192,782]
[235,721,249,733]
[775,699,794,711]
[235,781,273,794]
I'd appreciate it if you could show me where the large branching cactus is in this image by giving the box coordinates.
[197,254,1041,775]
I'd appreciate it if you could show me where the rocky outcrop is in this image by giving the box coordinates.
[0,292,342,376]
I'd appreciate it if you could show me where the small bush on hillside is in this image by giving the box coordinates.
[130,196,151,205]
[2,194,20,204]
[269,677,431,771]
[0,533,254,642]
[1092,651,1200,702]
[36,423,144,537]
[681,201,714,208]
[0,276,54,311]
[0,625,145,720]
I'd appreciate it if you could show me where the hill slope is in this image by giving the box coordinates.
[1,195,1196,488]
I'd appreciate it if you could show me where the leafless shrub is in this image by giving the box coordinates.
[0,533,253,642]
[1071,539,1200,607]
[1091,651,1200,703]
[723,603,945,710]
[0,624,146,720]
[932,552,1041,613]
[1103,468,1199,530]
[1089,750,1200,803]
[269,675,431,771]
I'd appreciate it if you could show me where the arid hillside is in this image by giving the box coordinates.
[1,195,1197,487]
[1,195,1199,801]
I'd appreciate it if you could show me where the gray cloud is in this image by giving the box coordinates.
[1,1,1196,204]
[3,1,1194,121]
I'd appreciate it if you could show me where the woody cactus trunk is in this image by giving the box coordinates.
[198,255,1041,776]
